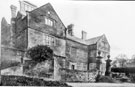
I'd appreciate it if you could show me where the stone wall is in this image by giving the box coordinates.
[15,15,28,50]
[88,44,97,70]
[1,18,12,46]
[66,40,88,70]
[28,28,44,48]
[54,56,62,80]
[1,46,22,70]
[60,68,98,82]
[15,29,27,50]
[23,56,65,81]
[1,17,23,72]
[23,60,54,79]
[1,65,23,76]
[29,3,65,38]
[28,28,66,57]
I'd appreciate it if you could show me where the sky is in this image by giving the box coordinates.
[0,0,135,60]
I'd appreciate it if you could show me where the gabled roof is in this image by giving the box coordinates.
[1,17,8,25]
[21,2,109,46]
[86,35,103,45]
[1,17,11,29]
[16,11,23,19]
[29,3,66,28]
[66,34,88,45]
[66,34,109,46]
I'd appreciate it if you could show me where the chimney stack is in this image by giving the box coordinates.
[82,30,87,40]
[10,5,17,18]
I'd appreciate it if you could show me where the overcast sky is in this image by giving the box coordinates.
[1,0,135,59]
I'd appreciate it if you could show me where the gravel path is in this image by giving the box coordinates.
[67,83,135,87]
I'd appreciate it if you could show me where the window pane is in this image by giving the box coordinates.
[49,20,51,26]
[48,36,51,45]
[47,19,49,25]
[53,21,56,27]
[50,21,52,26]
[45,18,47,25]
[44,34,47,45]
[51,37,54,46]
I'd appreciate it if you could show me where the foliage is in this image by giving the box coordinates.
[26,45,53,63]
[96,76,116,83]
[24,61,53,78]
[112,54,128,67]
[111,67,135,73]
[1,75,72,86]
[130,54,135,63]
[130,74,135,83]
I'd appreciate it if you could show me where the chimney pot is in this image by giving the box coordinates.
[10,5,17,18]
[82,30,87,40]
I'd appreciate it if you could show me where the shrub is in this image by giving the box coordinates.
[1,75,72,86]
[111,67,135,73]
[96,76,116,83]
[26,45,53,63]
[130,74,135,83]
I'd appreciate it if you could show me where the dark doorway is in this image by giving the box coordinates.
[71,65,75,70]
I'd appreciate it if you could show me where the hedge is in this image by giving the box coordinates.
[1,75,72,86]
[111,67,135,73]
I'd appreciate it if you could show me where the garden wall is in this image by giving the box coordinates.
[1,65,23,76]
[23,60,54,79]
[60,68,98,82]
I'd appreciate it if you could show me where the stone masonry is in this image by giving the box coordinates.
[1,1,110,81]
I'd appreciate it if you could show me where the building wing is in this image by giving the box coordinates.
[86,35,103,45]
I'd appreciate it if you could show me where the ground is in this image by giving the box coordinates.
[67,83,135,87]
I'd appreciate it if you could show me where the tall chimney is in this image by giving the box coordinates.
[10,5,17,18]
[82,30,87,40]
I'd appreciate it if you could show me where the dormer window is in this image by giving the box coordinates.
[45,17,53,26]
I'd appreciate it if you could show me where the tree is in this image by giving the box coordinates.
[112,54,128,67]
[26,45,53,63]
[131,54,135,63]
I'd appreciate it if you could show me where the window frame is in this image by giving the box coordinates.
[44,16,54,27]
[43,33,55,46]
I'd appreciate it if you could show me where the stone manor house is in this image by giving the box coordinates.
[1,1,110,80]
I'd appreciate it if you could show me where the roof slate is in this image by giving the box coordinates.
[21,2,107,46]
[66,34,88,45]
[86,35,103,45]
[66,34,104,45]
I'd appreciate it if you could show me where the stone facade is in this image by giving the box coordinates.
[66,38,88,71]
[1,1,110,81]
[87,35,110,74]
[1,17,22,70]
[60,69,98,82]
